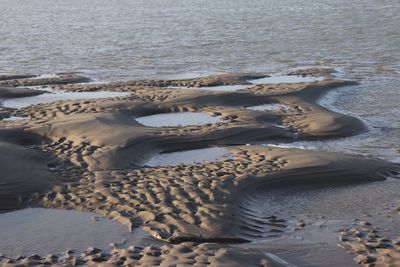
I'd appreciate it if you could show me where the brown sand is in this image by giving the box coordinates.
[0,74,37,81]
[0,73,90,87]
[0,70,399,266]
[0,242,284,267]
[339,221,400,266]
[0,86,45,99]
[0,141,54,212]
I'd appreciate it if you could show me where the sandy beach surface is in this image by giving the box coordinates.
[0,69,399,266]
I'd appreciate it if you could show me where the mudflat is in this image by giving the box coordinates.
[0,69,399,266]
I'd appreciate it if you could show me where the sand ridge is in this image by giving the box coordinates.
[0,73,90,87]
[0,242,283,267]
[0,86,46,99]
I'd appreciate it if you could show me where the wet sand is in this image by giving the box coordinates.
[0,208,157,257]
[0,69,399,266]
[0,86,45,99]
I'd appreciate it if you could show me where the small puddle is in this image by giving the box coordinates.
[136,112,222,127]
[265,143,316,150]
[144,147,232,167]
[249,75,323,84]
[1,91,128,109]
[246,104,289,112]
[2,116,27,121]
[29,74,60,79]
[0,208,158,257]
[169,85,247,91]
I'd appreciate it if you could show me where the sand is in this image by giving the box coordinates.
[0,85,46,99]
[0,69,399,266]
[0,73,90,87]
[0,242,282,266]
[0,141,53,212]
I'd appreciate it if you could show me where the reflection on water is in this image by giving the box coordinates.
[249,75,323,84]
[145,147,232,166]
[0,0,399,81]
[2,116,26,121]
[29,74,60,79]
[1,91,128,109]
[246,103,289,112]
[0,208,156,257]
[136,112,222,127]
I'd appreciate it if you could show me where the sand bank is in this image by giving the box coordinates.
[0,86,45,99]
[0,141,55,212]
[0,73,90,87]
[0,69,399,266]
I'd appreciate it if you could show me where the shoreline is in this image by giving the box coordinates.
[0,69,399,266]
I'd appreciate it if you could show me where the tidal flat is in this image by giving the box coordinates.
[0,69,399,266]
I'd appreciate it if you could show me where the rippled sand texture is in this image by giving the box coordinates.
[0,69,399,266]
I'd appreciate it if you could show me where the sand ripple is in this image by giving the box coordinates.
[1,70,399,266]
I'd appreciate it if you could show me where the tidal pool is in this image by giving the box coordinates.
[1,91,128,109]
[136,112,222,127]
[246,103,289,112]
[0,208,156,257]
[144,147,232,167]
[2,116,26,121]
[249,75,323,84]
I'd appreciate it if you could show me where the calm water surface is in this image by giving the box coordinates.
[0,0,398,160]
[0,0,399,81]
